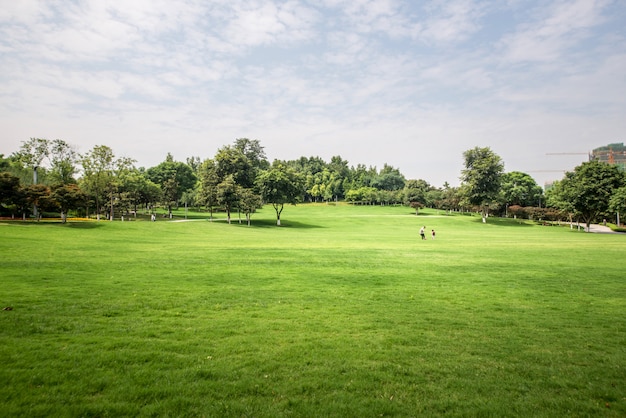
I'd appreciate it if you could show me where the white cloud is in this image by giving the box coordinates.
[1,0,624,188]
[500,0,611,63]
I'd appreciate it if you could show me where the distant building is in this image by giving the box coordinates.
[591,143,626,171]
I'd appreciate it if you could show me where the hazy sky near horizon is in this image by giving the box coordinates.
[1,0,625,187]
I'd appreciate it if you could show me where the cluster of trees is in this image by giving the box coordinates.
[2,139,625,229]
[458,146,626,230]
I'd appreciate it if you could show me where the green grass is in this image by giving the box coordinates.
[1,204,625,417]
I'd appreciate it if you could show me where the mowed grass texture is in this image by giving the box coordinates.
[1,204,625,417]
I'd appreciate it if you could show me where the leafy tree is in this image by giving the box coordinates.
[501,171,543,210]
[23,184,53,220]
[326,155,350,199]
[80,145,115,220]
[349,164,377,189]
[403,179,430,213]
[233,138,269,176]
[48,139,79,185]
[13,138,78,187]
[0,172,21,213]
[256,162,304,226]
[238,187,263,226]
[216,175,240,224]
[558,160,625,231]
[119,170,161,216]
[14,138,49,184]
[214,145,254,189]
[440,185,461,213]
[146,154,196,216]
[197,159,219,220]
[371,164,406,191]
[545,178,578,227]
[609,186,626,226]
[460,147,505,222]
[51,184,86,223]
[186,156,202,175]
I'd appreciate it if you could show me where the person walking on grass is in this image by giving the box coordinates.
[420,226,426,240]
[431,229,436,240]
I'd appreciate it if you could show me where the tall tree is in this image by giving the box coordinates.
[216,174,240,224]
[23,184,53,220]
[233,138,269,175]
[403,179,431,214]
[51,184,86,223]
[372,164,406,191]
[14,138,49,185]
[80,145,115,220]
[146,154,197,216]
[238,187,263,226]
[48,139,79,185]
[256,162,304,226]
[460,147,505,222]
[197,159,219,220]
[609,186,626,226]
[214,145,254,189]
[500,171,543,209]
[119,170,162,216]
[0,172,21,215]
[558,160,625,231]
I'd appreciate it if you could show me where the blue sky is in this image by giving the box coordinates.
[1,0,625,187]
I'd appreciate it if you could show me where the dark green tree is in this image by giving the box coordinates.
[256,162,305,226]
[500,171,543,210]
[146,153,197,216]
[558,160,625,231]
[609,186,626,226]
[238,187,263,226]
[197,159,219,220]
[216,174,240,224]
[460,147,505,222]
[372,164,406,191]
[0,172,21,215]
[51,184,86,223]
[80,145,115,220]
[403,179,431,214]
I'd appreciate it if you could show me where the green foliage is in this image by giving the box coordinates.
[403,179,430,206]
[50,184,86,222]
[501,171,543,207]
[256,163,304,225]
[609,186,626,218]
[146,156,196,210]
[1,206,625,417]
[0,172,21,209]
[460,147,504,220]
[555,160,625,229]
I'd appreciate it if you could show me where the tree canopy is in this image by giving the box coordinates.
[460,147,504,222]
[551,160,625,230]
[256,162,305,226]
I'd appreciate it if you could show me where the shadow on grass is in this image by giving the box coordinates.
[0,220,106,229]
[230,218,324,229]
[471,217,535,227]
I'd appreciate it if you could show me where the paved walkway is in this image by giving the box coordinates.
[587,224,620,233]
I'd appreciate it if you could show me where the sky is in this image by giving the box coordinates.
[1,0,625,188]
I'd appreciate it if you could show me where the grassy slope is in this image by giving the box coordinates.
[1,204,625,417]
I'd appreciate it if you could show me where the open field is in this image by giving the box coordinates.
[1,204,625,417]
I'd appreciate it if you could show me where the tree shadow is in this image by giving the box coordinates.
[471,217,534,227]
[231,219,324,229]
[0,220,106,229]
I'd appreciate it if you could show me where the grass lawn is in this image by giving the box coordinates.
[1,204,625,417]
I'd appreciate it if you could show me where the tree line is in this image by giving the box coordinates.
[1,139,625,229]
[458,147,626,231]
